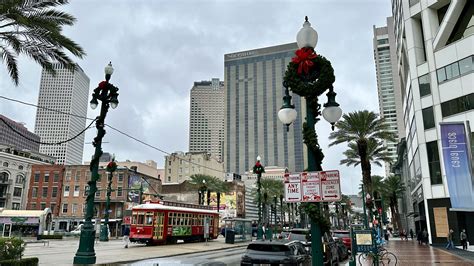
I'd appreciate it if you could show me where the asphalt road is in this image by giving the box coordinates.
[129,246,247,266]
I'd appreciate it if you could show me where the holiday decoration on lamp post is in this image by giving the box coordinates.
[74,62,119,264]
[253,155,265,240]
[99,157,117,241]
[278,17,342,266]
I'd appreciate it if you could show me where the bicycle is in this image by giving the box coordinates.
[358,246,398,265]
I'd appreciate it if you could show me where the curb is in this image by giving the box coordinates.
[95,242,249,265]
[432,246,474,263]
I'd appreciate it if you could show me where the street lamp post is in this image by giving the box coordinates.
[278,17,342,266]
[74,62,119,264]
[100,159,117,241]
[253,155,264,240]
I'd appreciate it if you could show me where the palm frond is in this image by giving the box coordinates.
[0,46,19,85]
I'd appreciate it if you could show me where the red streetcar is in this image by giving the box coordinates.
[129,201,219,245]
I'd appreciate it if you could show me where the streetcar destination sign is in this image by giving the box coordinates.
[283,170,341,202]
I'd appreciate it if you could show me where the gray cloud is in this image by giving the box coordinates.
[0,0,391,195]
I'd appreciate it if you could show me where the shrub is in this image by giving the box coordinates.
[37,235,62,240]
[0,257,39,266]
[0,237,25,260]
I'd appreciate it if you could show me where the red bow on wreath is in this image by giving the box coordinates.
[98,81,108,89]
[292,47,317,75]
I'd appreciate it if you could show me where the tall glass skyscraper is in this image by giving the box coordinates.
[224,43,305,174]
[373,17,405,176]
[34,64,90,165]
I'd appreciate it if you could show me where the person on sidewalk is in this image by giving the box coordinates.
[123,225,130,248]
[446,229,454,250]
[422,229,429,245]
[460,229,468,250]
[410,229,414,240]
[417,230,422,245]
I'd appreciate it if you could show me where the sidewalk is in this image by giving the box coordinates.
[380,239,474,265]
[23,236,249,265]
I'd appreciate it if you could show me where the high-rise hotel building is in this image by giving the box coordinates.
[34,64,90,165]
[391,0,473,244]
[224,43,305,174]
[189,79,225,161]
[373,17,405,176]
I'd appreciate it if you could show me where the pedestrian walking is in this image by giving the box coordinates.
[410,229,414,240]
[446,229,454,249]
[460,229,468,250]
[422,229,429,245]
[123,225,130,248]
[417,230,422,245]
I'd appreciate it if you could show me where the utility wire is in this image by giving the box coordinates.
[0,94,227,174]
[0,115,97,145]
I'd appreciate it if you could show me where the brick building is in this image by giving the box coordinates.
[27,165,65,217]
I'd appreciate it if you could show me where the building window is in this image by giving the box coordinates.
[32,187,38,198]
[422,106,435,130]
[426,141,442,185]
[52,187,58,198]
[18,165,23,170]
[12,203,20,210]
[2,162,8,167]
[96,188,101,197]
[65,171,71,181]
[441,93,473,117]
[15,175,24,184]
[50,203,56,213]
[168,176,171,182]
[44,173,49,183]
[40,203,46,210]
[118,173,123,182]
[64,185,70,197]
[437,56,473,83]
[53,172,59,182]
[72,203,78,214]
[418,74,431,97]
[74,185,80,197]
[75,171,80,182]
[13,187,21,197]
[42,187,48,197]
[117,187,122,197]
[34,172,40,182]
[459,56,473,75]
[62,204,68,213]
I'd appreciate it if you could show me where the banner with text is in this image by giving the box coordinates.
[440,123,474,210]
[284,170,341,202]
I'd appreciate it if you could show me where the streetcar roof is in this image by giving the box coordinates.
[132,203,217,214]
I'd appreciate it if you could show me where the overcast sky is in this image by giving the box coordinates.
[0,0,393,195]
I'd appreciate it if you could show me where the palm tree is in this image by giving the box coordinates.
[329,110,396,207]
[251,178,284,224]
[189,174,214,205]
[1,0,86,85]
[382,175,406,230]
[340,139,393,169]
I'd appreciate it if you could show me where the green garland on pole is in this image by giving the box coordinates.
[283,48,335,233]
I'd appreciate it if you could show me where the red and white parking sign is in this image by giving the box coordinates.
[283,170,341,203]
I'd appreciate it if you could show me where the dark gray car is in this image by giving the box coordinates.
[241,240,311,266]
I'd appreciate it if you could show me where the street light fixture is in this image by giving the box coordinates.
[253,155,265,240]
[74,62,120,264]
[278,17,341,266]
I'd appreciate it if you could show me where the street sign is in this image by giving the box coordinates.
[284,173,302,202]
[320,170,341,201]
[283,170,341,203]
[301,172,321,202]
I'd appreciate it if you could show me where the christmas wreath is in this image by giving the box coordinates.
[284,47,335,98]
[106,160,117,172]
[253,161,265,175]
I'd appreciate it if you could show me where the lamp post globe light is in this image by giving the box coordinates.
[278,17,341,266]
[74,62,119,265]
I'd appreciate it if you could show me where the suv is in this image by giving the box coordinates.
[241,240,311,266]
[287,228,339,265]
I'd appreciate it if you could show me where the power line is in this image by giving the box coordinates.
[0,115,97,145]
[0,94,227,174]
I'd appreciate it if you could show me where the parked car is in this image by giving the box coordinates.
[332,230,351,251]
[334,238,349,261]
[287,228,339,265]
[241,240,311,266]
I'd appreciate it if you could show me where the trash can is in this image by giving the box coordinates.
[225,229,235,244]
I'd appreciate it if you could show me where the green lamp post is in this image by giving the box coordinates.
[253,155,265,240]
[278,17,342,266]
[99,158,117,241]
[74,62,119,264]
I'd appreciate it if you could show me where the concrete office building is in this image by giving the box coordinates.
[34,64,90,165]
[189,79,225,161]
[164,151,224,184]
[0,115,40,152]
[373,17,406,176]
[391,0,473,245]
[224,43,305,174]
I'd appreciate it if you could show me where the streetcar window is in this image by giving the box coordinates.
[146,215,153,225]
[138,215,145,225]
[132,215,137,225]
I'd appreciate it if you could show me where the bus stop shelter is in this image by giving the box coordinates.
[223,217,252,243]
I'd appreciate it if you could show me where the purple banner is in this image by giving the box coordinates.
[440,123,474,210]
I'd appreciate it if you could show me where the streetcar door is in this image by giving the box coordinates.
[154,212,164,240]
